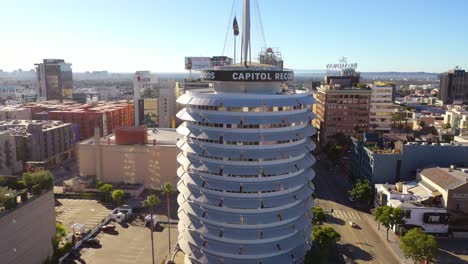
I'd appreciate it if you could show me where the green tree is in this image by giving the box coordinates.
[400,228,438,264]
[444,123,451,129]
[312,206,326,225]
[161,183,175,255]
[312,226,341,260]
[373,206,384,230]
[98,184,113,202]
[111,190,125,206]
[375,205,406,240]
[419,121,427,128]
[348,179,373,205]
[324,143,343,165]
[142,194,160,264]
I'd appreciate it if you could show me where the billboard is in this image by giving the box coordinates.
[185,57,211,70]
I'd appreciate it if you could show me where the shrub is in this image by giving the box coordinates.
[23,171,54,190]
[4,197,18,210]
[32,184,42,195]
[97,181,105,189]
[19,190,28,202]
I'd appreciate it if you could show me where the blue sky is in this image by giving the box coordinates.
[1,0,467,73]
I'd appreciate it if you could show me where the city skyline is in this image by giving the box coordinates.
[1,0,468,73]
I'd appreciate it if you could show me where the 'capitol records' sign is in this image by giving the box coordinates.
[200,70,294,82]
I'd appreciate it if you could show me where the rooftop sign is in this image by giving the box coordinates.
[326,57,358,70]
[200,70,294,82]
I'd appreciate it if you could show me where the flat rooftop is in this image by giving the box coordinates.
[0,119,72,135]
[81,128,179,146]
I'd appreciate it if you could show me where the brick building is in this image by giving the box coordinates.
[23,101,134,140]
[313,85,371,144]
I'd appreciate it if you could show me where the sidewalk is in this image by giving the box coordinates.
[364,214,412,264]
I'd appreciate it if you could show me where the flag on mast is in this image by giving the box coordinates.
[233,16,239,36]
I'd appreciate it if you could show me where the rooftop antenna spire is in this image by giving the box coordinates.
[241,0,250,66]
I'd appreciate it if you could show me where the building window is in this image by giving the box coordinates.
[405,210,411,219]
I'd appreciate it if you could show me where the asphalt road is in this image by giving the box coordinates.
[313,157,401,264]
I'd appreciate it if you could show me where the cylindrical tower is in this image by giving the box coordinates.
[176,64,316,264]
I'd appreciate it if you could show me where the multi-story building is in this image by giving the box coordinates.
[35,59,73,101]
[157,86,177,128]
[0,190,56,264]
[369,83,394,132]
[375,181,449,234]
[0,85,16,101]
[0,106,32,121]
[133,71,158,126]
[418,166,468,231]
[439,68,468,104]
[0,120,75,167]
[351,135,468,184]
[176,59,316,264]
[0,131,23,175]
[72,90,99,104]
[313,75,372,144]
[444,105,468,130]
[78,127,179,189]
[23,101,134,140]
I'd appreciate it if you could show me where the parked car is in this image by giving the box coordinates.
[83,238,101,248]
[348,221,358,228]
[145,214,158,227]
[101,224,116,232]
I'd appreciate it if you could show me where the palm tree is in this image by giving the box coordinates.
[142,194,160,264]
[161,182,175,255]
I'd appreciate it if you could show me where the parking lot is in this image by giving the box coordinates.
[56,199,113,232]
[67,221,179,264]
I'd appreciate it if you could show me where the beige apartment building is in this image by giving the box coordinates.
[369,83,394,132]
[78,128,180,189]
[0,190,56,264]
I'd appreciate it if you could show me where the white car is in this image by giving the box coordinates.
[348,221,357,228]
[145,214,158,227]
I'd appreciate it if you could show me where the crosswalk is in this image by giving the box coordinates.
[331,209,362,220]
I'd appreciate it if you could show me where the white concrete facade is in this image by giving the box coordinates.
[375,183,449,233]
[176,73,317,263]
[444,105,468,130]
